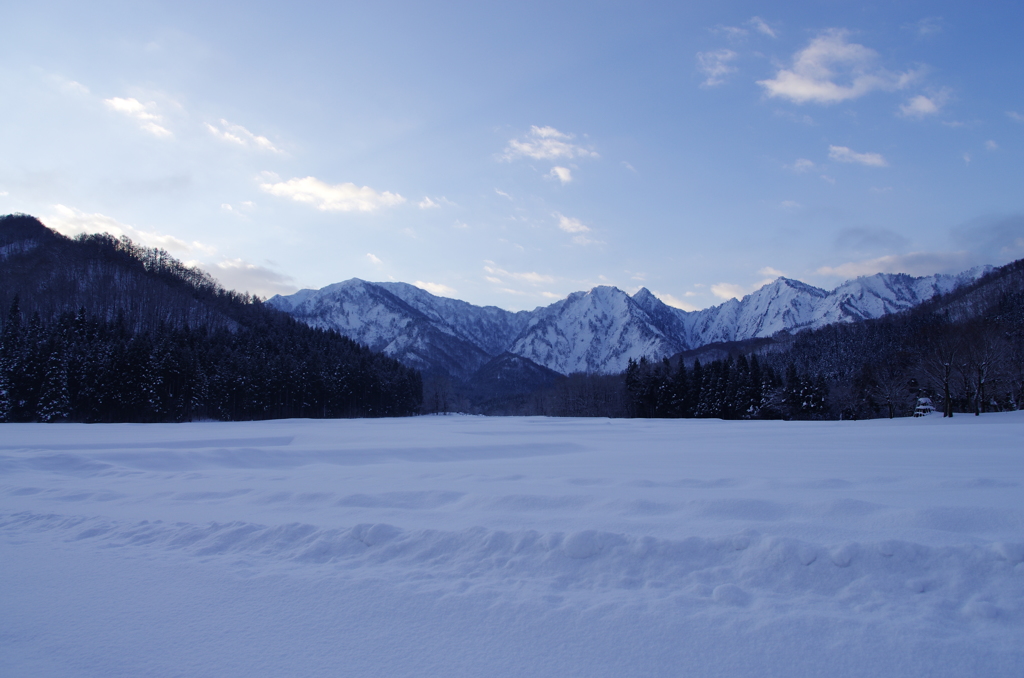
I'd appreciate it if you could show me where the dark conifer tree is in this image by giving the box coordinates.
[671,360,690,417]
[689,359,703,417]
[0,297,21,421]
[37,340,71,422]
[733,355,754,418]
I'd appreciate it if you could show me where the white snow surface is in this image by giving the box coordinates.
[268,267,991,375]
[2,413,1023,677]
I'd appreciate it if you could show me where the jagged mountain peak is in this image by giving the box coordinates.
[630,287,660,304]
[269,266,990,377]
[559,284,631,305]
[753,277,827,298]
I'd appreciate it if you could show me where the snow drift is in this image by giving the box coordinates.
[2,414,1022,677]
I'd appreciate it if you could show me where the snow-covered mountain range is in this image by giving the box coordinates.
[268,268,990,377]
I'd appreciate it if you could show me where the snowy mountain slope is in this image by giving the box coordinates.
[508,286,683,375]
[815,268,991,324]
[693,277,830,343]
[268,267,990,376]
[631,268,990,349]
[265,279,492,378]
[376,282,532,356]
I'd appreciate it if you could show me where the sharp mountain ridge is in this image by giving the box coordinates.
[268,268,990,377]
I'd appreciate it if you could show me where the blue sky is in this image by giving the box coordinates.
[2,1,1022,310]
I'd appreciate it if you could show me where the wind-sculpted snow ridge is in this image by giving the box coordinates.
[3,415,1022,677]
[4,511,1022,617]
[268,267,991,375]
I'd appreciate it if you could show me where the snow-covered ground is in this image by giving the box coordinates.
[2,413,1022,677]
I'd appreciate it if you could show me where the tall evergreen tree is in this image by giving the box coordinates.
[37,340,71,422]
[0,296,21,421]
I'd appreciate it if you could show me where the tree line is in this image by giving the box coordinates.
[504,258,1024,421]
[619,260,1024,420]
[0,300,422,423]
[0,215,422,422]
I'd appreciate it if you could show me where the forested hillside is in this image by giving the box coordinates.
[425,259,1022,419]
[621,259,1024,420]
[0,214,422,422]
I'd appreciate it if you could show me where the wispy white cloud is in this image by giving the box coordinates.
[749,16,777,38]
[483,262,555,285]
[502,126,598,161]
[829,145,888,167]
[711,17,775,41]
[414,281,456,297]
[780,200,802,209]
[898,95,938,118]
[790,158,816,172]
[655,292,699,312]
[205,119,281,152]
[909,17,943,37]
[260,176,405,212]
[711,282,747,300]
[899,89,949,118]
[758,29,918,104]
[495,188,513,200]
[221,201,256,215]
[697,49,738,86]
[985,140,999,151]
[556,213,590,234]
[43,204,214,256]
[366,253,382,265]
[104,97,172,137]
[707,267,787,302]
[963,152,971,165]
[555,214,603,245]
[1008,111,1024,123]
[816,251,976,279]
[213,259,298,298]
[753,267,786,288]
[516,272,554,284]
[711,25,748,40]
[49,74,90,96]
[417,196,456,209]
[42,204,297,298]
[549,166,572,184]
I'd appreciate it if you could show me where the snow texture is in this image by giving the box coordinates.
[268,268,990,375]
[2,412,1022,677]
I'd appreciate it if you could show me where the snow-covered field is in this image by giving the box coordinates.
[2,413,1022,677]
